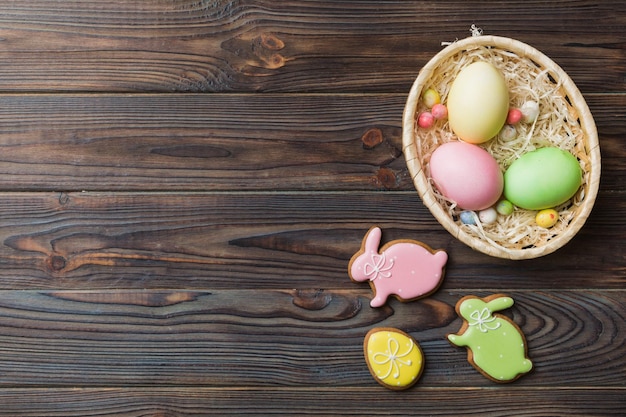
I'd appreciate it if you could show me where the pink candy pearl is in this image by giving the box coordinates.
[431,103,448,120]
[418,111,435,128]
[507,108,523,125]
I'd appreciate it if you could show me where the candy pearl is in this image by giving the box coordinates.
[418,112,435,128]
[499,124,517,141]
[496,199,514,216]
[521,101,539,123]
[422,88,441,108]
[431,103,448,120]
[478,207,498,224]
[536,208,559,228]
[506,108,523,125]
[460,211,476,225]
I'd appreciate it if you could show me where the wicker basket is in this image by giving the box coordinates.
[402,35,600,260]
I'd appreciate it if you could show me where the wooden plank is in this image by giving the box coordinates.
[0,94,621,191]
[0,94,408,191]
[0,289,622,388]
[0,1,620,93]
[0,191,621,290]
[0,387,623,416]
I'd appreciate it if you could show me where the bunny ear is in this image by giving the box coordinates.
[363,226,382,253]
[486,295,514,312]
[434,250,448,266]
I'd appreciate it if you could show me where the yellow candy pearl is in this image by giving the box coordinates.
[536,209,559,228]
[422,88,441,108]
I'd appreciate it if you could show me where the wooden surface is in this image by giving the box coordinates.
[0,1,623,416]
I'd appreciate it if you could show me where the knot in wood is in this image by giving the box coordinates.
[361,128,384,149]
[58,192,70,205]
[375,167,398,189]
[264,53,286,69]
[260,33,285,50]
[47,255,67,272]
[292,289,332,311]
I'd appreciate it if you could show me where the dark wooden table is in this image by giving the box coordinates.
[0,1,623,416]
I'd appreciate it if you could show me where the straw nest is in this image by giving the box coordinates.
[402,35,600,259]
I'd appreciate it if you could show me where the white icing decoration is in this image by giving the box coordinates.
[372,336,414,380]
[363,252,394,281]
[468,307,501,333]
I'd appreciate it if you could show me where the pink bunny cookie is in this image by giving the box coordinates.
[349,226,448,307]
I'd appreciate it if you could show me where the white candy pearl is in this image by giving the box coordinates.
[499,124,517,141]
[478,207,498,224]
[521,101,539,123]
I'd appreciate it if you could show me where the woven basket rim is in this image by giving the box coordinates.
[402,35,601,260]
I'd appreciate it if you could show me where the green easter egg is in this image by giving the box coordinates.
[504,147,582,210]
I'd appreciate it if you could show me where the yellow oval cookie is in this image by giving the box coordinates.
[364,327,424,390]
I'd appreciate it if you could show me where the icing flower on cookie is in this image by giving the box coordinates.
[363,252,394,280]
[447,294,533,383]
[372,336,414,379]
[348,226,448,307]
[468,307,500,332]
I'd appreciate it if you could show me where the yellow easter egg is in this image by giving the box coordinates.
[364,328,424,390]
[447,61,509,144]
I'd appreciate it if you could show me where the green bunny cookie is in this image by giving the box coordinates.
[447,294,533,382]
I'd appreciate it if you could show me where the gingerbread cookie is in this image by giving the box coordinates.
[349,226,448,307]
[364,327,424,390]
[447,294,533,382]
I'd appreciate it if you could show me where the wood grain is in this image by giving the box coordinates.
[0,1,620,93]
[0,290,622,388]
[0,94,621,191]
[0,387,623,416]
[0,191,621,290]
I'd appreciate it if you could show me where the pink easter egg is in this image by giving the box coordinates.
[429,141,503,211]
